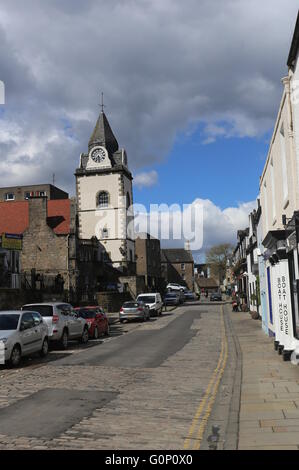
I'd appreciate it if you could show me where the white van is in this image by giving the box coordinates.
[136,293,163,317]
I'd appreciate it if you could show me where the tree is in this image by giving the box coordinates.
[205,243,233,285]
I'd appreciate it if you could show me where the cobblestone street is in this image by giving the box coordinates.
[0,303,236,450]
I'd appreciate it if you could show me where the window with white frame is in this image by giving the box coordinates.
[264,181,269,233]
[97,191,109,208]
[270,159,276,221]
[5,193,15,201]
[280,124,288,202]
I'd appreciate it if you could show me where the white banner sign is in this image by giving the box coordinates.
[276,259,297,351]
[272,264,283,346]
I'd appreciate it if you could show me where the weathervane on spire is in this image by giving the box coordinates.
[99,92,105,113]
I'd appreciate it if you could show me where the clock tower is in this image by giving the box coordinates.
[75,109,135,270]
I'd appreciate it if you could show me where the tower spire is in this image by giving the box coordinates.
[89,98,119,154]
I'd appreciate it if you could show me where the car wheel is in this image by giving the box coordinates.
[80,327,89,344]
[104,324,110,336]
[9,345,21,368]
[59,329,68,350]
[93,327,99,340]
[39,338,49,357]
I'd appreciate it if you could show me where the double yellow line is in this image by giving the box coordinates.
[184,306,228,450]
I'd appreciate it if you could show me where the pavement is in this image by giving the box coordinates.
[229,307,299,450]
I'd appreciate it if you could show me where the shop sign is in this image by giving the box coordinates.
[0,233,22,250]
[276,260,296,350]
[271,264,281,344]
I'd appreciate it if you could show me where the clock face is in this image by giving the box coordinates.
[91,147,106,163]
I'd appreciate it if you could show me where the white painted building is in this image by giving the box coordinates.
[259,13,299,360]
[246,207,259,315]
[75,111,135,270]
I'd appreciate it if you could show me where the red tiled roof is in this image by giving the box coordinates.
[48,199,71,235]
[0,199,71,235]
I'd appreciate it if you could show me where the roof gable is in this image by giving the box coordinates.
[161,248,193,263]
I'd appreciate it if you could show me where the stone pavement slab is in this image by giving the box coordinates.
[229,307,299,450]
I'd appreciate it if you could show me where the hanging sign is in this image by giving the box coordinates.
[272,264,283,346]
[276,259,298,351]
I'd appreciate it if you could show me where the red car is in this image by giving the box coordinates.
[74,306,110,339]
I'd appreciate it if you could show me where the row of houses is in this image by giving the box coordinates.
[230,12,299,361]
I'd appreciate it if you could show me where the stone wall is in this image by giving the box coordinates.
[96,291,131,313]
[21,198,69,286]
[119,275,145,298]
[0,289,63,310]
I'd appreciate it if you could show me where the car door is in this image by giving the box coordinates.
[96,308,106,334]
[69,310,83,338]
[31,312,44,351]
[57,304,75,337]
[19,312,40,355]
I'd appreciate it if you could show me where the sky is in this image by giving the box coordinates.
[0,0,298,261]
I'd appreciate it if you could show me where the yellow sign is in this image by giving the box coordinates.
[1,233,22,250]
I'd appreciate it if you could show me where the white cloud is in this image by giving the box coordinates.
[0,1,297,192]
[134,197,257,260]
[134,170,158,189]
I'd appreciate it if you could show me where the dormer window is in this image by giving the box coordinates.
[97,191,109,208]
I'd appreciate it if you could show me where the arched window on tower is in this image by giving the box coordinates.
[97,191,109,208]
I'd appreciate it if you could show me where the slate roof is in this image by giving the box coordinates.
[161,248,194,264]
[88,111,119,155]
[288,11,299,68]
[196,277,219,288]
[0,200,71,235]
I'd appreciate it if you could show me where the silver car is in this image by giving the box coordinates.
[119,301,150,323]
[22,302,89,349]
[0,310,49,367]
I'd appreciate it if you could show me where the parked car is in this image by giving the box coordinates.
[166,283,186,292]
[184,290,196,301]
[119,301,150,323]
[136,293,163,317]
[163,292,180,306]
[22,302,89,349]
[0,310,49,367]
[74,306,109,339]
[210,292,222,301]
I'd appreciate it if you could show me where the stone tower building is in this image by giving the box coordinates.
[75,110,135,270]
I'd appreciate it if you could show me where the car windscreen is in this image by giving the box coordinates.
[123,302,140,308]
[165,294,177,298]
[77,310,97,319]
[137,296,155,303]
[0,314,20,330]
[22,305,53,317]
